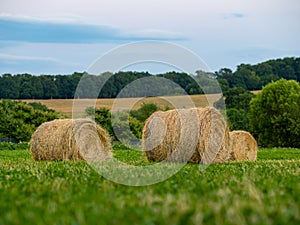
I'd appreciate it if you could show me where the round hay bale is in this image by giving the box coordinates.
[229,130,257,161]
[195,107,230,164]
[143,110,170,162]
[142,107,231,164]
[143,108,200,163]
[30,119,112,161]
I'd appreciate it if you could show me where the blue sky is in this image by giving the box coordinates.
[0,0,299,74]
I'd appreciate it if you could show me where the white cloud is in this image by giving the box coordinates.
[0,14,186,44]
[0,13,83,24]
[0,53,58,62]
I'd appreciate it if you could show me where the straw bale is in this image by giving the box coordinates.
[30,119,112,161]
[142,107,231,164]
[229,130,257,161]
[196,107,230,164]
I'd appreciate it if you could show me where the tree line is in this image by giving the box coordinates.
[216,57,300,92]
[0,57,299,99]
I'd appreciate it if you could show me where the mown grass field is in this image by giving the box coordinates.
[0,144,299,225]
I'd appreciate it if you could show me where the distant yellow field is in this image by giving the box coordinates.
[22,94,222,117]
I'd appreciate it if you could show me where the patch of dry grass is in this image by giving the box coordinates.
[22,94,222,117]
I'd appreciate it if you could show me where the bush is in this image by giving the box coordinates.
[214,87,254,131]
[0,142,29,150]
[223,87,254,110]
[0,100,59,142]
[86,107,114,137]
[129,103,159,122]
[249,79,300,147]
[226,108,250,131]
[86,103,165,144]
[86,107,143,143]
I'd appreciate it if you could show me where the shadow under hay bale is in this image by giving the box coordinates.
[30,119,112,161]
[142,107,231,164]
[229,130,257,161]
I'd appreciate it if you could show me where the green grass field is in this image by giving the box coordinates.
[0,145,299,225]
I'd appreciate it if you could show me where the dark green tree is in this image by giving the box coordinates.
[86,107,113,137]
[223,87,254,110]
[214,87,253,131]
[40,75,58,99]
[0,100,59,142]
[226,108,250,131]
[295,58,300,81]
[19,74,34,99]
[55,73,82,98]
[0,74,20,98]
[87,103,165,142]
[249,79,300,147]
[130,102,159,122]
[30,76,44,99]
[234,64,260,90]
